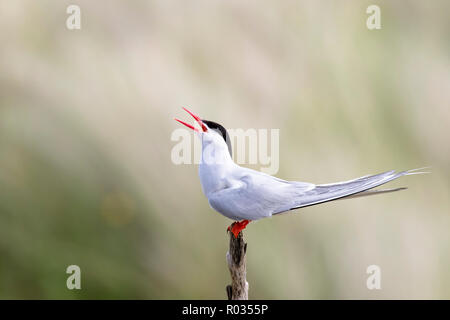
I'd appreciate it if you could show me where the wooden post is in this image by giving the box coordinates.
[226,231,248,300]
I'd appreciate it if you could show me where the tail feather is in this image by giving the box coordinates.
[338,187,407,200]
[273,167,429,214]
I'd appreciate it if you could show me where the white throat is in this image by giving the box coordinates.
[198,133,235,196]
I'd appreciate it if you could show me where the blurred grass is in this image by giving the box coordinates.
[0,0,449,299]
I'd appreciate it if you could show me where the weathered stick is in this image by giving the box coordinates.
[226,231,248,300]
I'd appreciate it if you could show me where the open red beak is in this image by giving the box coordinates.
[175,107,208,132]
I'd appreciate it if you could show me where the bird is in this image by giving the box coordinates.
[175,107,429,238]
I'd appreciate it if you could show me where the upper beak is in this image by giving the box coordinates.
[174,107,208,132]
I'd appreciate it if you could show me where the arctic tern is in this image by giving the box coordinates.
[175,107,428,238]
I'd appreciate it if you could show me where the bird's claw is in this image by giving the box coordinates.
[227,220,250,238]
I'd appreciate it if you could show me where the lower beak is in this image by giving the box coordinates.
[175,107,208,132]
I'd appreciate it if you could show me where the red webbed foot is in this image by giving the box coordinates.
[227,220,251,238]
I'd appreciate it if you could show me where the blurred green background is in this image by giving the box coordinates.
[0,1,449,299]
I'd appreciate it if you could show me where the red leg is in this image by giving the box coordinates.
[227,220,251,238]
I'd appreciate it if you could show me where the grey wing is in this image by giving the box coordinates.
[273,168,427,215]
[208,170,314,221]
